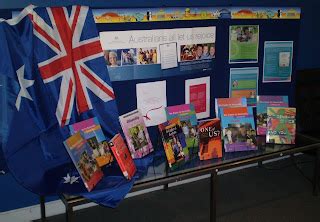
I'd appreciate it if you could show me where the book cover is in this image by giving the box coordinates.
[198,118,222,160]
[215,97,247,119]
[119,109,153,159]
[221,107,257,152]
[63,132,104,192]
[266,107,296,144]
[109,133,137,180]
[165,104,198,160]
[158,118,187,169]
[256,96,289,135]
[69,117,113,167]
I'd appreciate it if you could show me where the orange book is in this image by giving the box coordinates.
[215,97,247,118]
[198,119,222,160]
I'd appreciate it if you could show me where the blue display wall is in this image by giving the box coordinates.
[97,18,300,146]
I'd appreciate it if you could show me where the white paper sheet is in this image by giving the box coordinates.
[159,42,178,69]
[136,81,167,127]
[185,76,210,119]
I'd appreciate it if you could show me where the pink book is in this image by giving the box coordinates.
[119,109,153,159]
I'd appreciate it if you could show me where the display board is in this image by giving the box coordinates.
[0,5,302,209]
[95,12,300,146]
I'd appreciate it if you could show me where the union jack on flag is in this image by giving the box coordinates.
[32,6,115,126]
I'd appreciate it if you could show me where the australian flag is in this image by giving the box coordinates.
[0,5,134,207]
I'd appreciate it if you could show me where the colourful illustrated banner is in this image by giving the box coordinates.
[263,41,293,83]
[100,26,216,81]
[229,67,259,106]
[93,7,301,23]
[229,25,259,64]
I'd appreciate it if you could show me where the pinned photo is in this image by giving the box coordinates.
[137,47,157,65]
[104,50,121,67]
[121,48,137,66]
[180,43,215,61]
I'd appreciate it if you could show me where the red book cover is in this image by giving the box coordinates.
[198,119,222,160]
[109,134,136,180]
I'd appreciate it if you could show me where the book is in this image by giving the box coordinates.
[109,133,137,180]
[69,117,113,167]
[165,104,198,160]
[215,97,247,119]
[256,96,289,135]
[220,107,257,152]
[198,119,222,160]
[158,118,187,169]
[63,132,103,192]
[266,107,296,144]
[119,109,153,159]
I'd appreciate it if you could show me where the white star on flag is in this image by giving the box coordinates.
[15,65,34,111]
[63,173,80,185]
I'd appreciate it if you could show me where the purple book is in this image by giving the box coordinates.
[221,107,257,152]
[256,96,288,135]
[119,109,153,159]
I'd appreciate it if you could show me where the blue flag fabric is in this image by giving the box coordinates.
[0,5,145,207]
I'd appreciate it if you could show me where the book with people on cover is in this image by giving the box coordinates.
[158,118,187,169]
[69,117,113,167]
[109,133,137,180]
[198,118,222,160]
[215,97,247,118]
[221,107,257,152]
[119,109,153,159]
[63,132,104,192]
[256,96,288,135]
[266,107,296,144]
[165,104,198,160]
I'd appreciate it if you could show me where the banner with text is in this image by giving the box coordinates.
[100,26,216,81]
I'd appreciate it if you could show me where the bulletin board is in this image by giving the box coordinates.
[95,7,301,146]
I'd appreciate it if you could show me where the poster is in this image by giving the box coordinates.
[229,67,258,106]
[92,7,301,24]
[185,76,210,119]
[136,81,167,127]
[263,41,293,82]
[100,27,216,81]
[229,25,259,64]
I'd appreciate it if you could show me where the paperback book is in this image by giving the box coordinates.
[165,104,198,160]
[266,107,296,144]
[119,109,153,159]
[63,132,104,192]
[256,96,289,135]
[69,117,113,167]
[198,118,222,160]
[215,97,247,119]
[221,107,257,152]
[158,118,187,169]
[109,133,137,180]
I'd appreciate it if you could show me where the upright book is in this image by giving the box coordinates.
[266,107,296,144]
[158,118,187,169]
[165,104,198,160]
[221,107,257,152]
[109,133,137,180]
[215,97,247,119]
[63,132,103,192]
[256,96,289,135]
[119,109,153,159]
[198,119,222,160]
[69,117,113,167]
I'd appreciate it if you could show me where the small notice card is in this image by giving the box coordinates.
[159,42,178,70]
